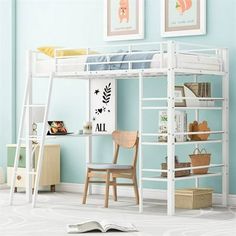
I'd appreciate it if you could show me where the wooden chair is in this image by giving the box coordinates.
[82,130,139,208]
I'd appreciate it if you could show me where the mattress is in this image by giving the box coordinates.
[33,52,223,76]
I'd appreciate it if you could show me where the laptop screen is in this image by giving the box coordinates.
[47,121,68,135]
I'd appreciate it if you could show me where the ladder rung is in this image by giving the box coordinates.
[14,171,36,175]
[20,137,40,141]
[28,172,37,175]
[142,98,167,101]
[24,104,46,107]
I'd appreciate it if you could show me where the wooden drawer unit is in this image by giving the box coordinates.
[7,144,60,192]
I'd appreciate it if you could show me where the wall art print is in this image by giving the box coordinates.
[104,0,144,41]
[91,79,116,134]
[161,0,206,37]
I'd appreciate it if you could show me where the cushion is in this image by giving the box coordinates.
[87,163,132,170]
[37,46,97,58]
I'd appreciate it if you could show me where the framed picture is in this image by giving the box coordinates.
[104,0,144,41]
[161,0,206,37]
[175,86,186,107]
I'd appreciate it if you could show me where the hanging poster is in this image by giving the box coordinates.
[104,0,144,41]
[91,79,116,134]
[161,0,206,37]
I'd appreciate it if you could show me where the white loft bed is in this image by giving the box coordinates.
[10,41,229,216]
[32,41,225,78]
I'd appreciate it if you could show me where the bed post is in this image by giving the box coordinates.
[25,50,33,203]
[167,41,176,216]
[86,78,92,195]
[139,72,143,213]
[222,48,229,207]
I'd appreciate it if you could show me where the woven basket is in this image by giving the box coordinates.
[189,148,211,174]
[161,162,191,177]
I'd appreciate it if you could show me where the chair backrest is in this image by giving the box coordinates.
[112,130,139,168]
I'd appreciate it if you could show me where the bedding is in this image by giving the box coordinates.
[86,51,155,71]
[38,46,97,57]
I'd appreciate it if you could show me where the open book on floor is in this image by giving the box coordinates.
[67,220,138,234]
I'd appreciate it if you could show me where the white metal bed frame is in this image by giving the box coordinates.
[9,41,229,216]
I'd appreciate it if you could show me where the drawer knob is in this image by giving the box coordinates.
[17,175,21,181]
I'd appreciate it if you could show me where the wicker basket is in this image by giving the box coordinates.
[189,148,211,174]
[161,162,191,177]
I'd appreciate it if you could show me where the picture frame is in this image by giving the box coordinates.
[175,86,186,107]
[161,0,206,37]
[104,0,144,41]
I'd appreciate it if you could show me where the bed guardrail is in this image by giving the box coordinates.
[31,41,226,76]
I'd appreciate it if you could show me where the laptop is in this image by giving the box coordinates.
[47,121,73,135]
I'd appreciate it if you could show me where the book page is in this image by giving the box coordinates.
[67,221,103,233]
[99,220,137,232]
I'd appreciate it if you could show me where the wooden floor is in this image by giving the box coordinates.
[0,189,236,236]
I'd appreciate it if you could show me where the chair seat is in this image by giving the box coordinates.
[87,163,132,170]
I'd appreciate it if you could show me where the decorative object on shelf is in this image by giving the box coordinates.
[83,122,92,134]
[188,120,210,141]
[175,86,186,107]
[189,148,211,174]
[32,106,45,143]
[159,111,187,142]
[161,155,191,177]
[175,188,213,209]
[184,82,214,107]
[185,82,211,97]
[104,0,144,41]
[161,0,206,37]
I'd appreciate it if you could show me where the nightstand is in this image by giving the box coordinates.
[7,144,60,192]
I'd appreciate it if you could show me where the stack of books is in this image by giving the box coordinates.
[158,111,187,142]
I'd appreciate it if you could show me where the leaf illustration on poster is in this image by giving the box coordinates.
[103,83,111,105]
[91,80,115,134]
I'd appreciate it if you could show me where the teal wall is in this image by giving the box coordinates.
[3,0,235,193]
[0,0,16,168]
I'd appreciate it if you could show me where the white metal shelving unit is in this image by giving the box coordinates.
[139,41,229,215]
[9,41,229,216]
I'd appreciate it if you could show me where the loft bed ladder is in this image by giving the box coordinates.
[9,52,54,207]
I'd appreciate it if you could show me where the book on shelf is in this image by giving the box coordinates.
[158,111,187,142]
[67,220,137,234]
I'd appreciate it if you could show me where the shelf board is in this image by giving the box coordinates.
[142,172,222,182]
[174,172,222,181]
[142,97,224,101]
[142,139,222,146]
[142,131,224,137]
[142,169,167,173]
[142,106,222,110]
[25,133,112,141]
[174,164,224,171]
[176,106,222,110]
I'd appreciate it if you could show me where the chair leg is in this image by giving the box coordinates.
[105,171,110,208]
[112,177,117,201]
[133,174,139,205]
[82,169,90,204]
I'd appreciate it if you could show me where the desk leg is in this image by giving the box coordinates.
[86,136,92,195]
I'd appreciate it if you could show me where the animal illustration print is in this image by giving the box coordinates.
[119,0,129,23]
[176,0,192,14]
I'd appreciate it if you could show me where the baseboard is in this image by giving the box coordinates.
[0,184,9,190]
[56,182,236,206]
